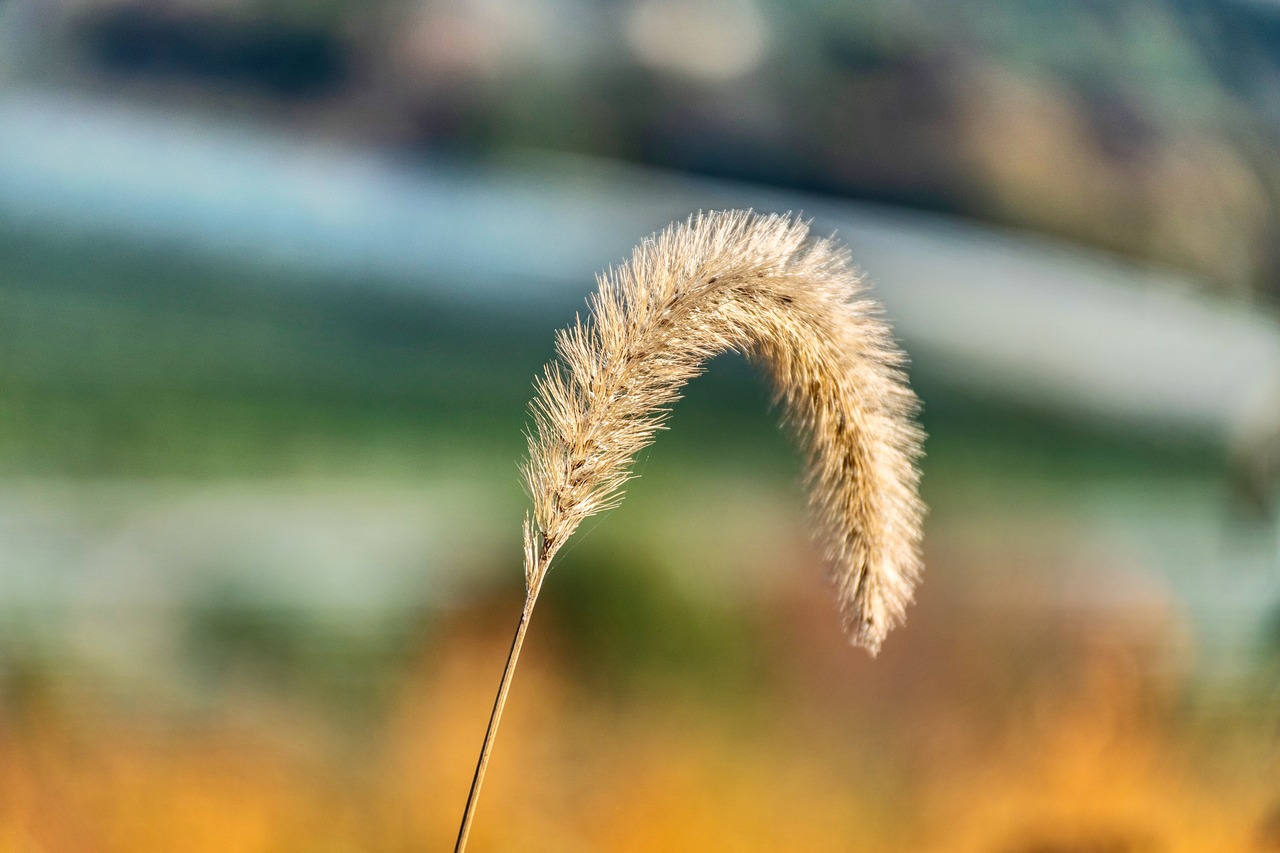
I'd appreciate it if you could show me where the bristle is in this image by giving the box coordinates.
[521,211,925,652]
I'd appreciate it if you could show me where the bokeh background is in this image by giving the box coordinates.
[2,1,1280,850]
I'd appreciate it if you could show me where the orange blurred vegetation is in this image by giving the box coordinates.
[1,584,1276,853]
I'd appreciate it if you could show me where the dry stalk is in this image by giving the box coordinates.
[454,210,925,852]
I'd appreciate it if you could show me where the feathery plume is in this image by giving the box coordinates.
[523,209,924,650]
[456,210,925,852]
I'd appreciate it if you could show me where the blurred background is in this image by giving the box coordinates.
[1,0,1280,850]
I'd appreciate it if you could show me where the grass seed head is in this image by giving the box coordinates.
[522,210,925,653]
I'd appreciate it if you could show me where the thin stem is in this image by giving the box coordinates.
[454,582,542,853]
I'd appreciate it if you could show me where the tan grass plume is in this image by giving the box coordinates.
[455,210,925,852]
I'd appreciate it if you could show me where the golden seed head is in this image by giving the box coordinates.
[522,210,925,652]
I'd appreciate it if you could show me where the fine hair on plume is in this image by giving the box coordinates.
[455,210,926,852]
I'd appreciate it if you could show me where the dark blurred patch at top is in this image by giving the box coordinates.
[11,0,1280,303]
[1182,0,1280,104]
[78,4,350,99]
